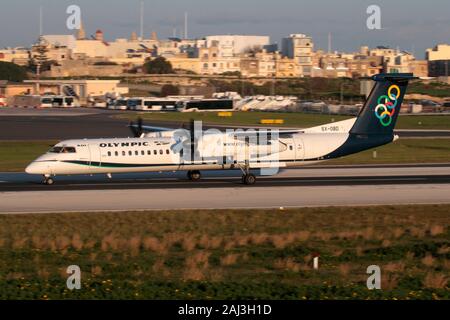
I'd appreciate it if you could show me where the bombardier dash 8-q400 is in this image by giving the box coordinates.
[26,73,415,185]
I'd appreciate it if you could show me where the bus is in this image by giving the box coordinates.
[127,98,179,112]
[176,99,234,112]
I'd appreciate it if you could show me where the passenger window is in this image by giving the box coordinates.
[154,150,157,155]
[135,151,139,156]
[147,150,151,155]
[166,149,170,155]
[107,151,111,157]
[115,151,119,156]
[128,151,132,156]
[159,150,163,155]
[141,150,145,156]
[122,151,126,156]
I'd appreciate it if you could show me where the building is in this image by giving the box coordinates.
[23,80,128,103]
[409,60,429,78]
[198,46,241,75]
[166,54,202,74]
[205,35,270,58]
[0,48,30,66]
[281,34,314,76]
[426,44,450,77]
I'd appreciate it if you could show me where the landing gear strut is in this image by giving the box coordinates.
[43,176,54,185]
[239,162,256,185]
[187,170,201,182]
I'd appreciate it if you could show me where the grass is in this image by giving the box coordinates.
[0,141,56,172]
[116,112,450,130]
[1,138,450,172]
[0,205,449,300]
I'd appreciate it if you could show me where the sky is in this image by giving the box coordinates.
[0,0,449,58]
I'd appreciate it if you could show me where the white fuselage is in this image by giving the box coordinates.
[25,119,356,176]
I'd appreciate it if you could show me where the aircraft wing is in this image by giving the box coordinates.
[129,124,175,133]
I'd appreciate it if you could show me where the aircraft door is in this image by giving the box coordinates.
[88,144,101,168]
[293,136,304,162]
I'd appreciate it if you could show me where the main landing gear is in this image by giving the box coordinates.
[239,163,256,185]
[43,175,54,185]
[187,170,202,182]
[242,173,256,185]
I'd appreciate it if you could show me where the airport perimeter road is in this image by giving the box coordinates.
[1,184,450,214]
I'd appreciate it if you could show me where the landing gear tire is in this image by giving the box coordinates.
[187,170,201,182]
[44,177,54,185]
[242,174,256,185]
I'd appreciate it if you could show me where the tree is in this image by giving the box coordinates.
[0,61,28,81]
[144,57,174,74]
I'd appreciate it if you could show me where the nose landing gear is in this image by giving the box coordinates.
[187,170,202,182]
[43,175,54,185]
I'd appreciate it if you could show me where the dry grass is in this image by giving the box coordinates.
[430,225,445,236]
[183,251,211,281]
[423,273,448,289]
[198,235,223,249]
[71,234,84,251]
[181,235,197,252]
[91,266,102,277]
[410,227,426,238]
[438,246,450,255]
[295,231,310,241]
[249,233,269,245]
[421,254,435,267]
[55,236,70,251]
[384,262,405,273]
[220,253,240,266]
[356,246,364,257]
[338,263,352,276]
[128,236,142,256]
[270,234,295,249]
[143,237,167,254]
[392,228,405,239]
[382,274,399,290]
[12,237,28,249]
[273,258,301,272]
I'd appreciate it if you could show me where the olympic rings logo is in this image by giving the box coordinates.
[374,85,401,127]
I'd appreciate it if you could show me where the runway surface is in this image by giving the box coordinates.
[1,164,450,213]
[1,107,449,140]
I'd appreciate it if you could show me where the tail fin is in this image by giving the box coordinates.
[350,73,416,135]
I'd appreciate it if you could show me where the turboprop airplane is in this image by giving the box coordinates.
[26,73,415,185]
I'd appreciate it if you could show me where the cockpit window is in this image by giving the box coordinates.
[49,146,77,153]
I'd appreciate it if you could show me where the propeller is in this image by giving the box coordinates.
[129,117,144,137]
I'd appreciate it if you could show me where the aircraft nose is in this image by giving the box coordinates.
[25,162,45,175]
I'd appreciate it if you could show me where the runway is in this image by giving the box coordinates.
[1,107,450,140]
[1,164,450,213]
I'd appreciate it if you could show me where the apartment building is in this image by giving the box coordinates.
[281,34,314,76]
[426,44,450,77]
